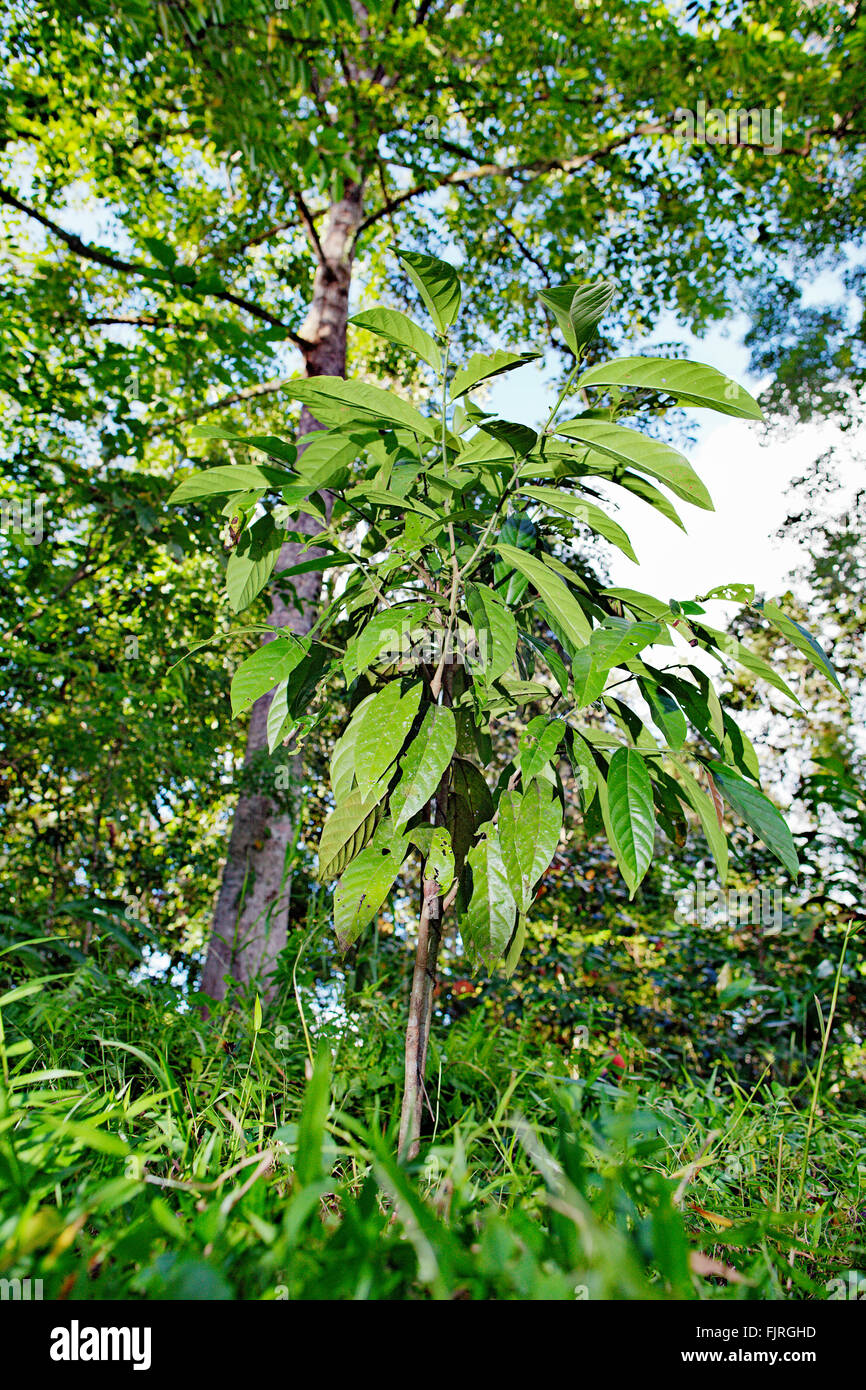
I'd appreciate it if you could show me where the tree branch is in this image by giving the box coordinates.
[0,186,313,350]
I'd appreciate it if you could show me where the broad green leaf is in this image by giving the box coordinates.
[577,355,762,419]
[538,277,615,352]
[520,485,638,561]
[518,715,567,785]
[350,307,442,371]
[572,618,661,706]
[695,623,800,704]
[503,912,528,979]
[698,581,755,604]
[498,781,562,911]
[708,761,799,877]
[389,705,457,829]
[554,419,712,510]
[495,543,591,647]
[329,691,377,801]
[669,758,729,884]
[465,583,518,684]
[425,826,455,894]
[225,537,281,613]
[641,680,687,750]
[604,747,655,896]
[294,431,359,489]
[566,727,599,809]
[230,635,308,717]
[169,463,295,502]
[334,836,408,950]
[397,249,461,333]
[317,785,387,882]
[479,420,538,459]
[285,376,437,439]
[759,601,843,692]
[492,513,535,605]
[189,427,298,467]
[352,680,423,798]
[464,823,516,969]
[343,603,432,683]
[450,349,540,399]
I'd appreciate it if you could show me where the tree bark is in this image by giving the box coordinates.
[200,182,364,1008]
[398,874,444,1160]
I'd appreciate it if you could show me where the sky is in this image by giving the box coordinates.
[486,300,861,606]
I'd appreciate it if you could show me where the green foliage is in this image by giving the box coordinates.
[176,253,835,977]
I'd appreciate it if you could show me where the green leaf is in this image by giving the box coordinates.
[695,623,800,704]
[225,536,282,613]
[572,618,661,706]
[230,635,308,717]
[285,376,437,439]
[518,715,566,785]
[350,307,442,371]
[759,601,843,692]
[464,824,516,969]
[641,680,687,750]
[669,758,729,884]
[397,249,461,334]
[334,837,408,950]
[189,427,298,467]
[604,747,655,896]
[708,761,799,877]
[566,727,599,809]
[479,420,538,459]
[577,355,762,420]
[498,781,562,912]
[169,463,296,502]
[520,485,638,561]
[389,705,457,829]
[465,583,518,684]
[294,431,359,489]
[495,543,591,647]
[343,603,432,683]
[352,680,423,799]
[538,277,615,352]
[317,786,387,882]
[425,826,455,894]
[450,349,540,399]
[554,419,713,510]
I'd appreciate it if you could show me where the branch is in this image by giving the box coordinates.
[0,186,313,350]
[356,120,689,233]
[147,375,295,436]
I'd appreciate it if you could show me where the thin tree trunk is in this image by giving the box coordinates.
[398,673,454,1159]
[200,183,363,1008]
[398,874,443,1160]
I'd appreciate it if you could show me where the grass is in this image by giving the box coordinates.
[0,929,863,1301]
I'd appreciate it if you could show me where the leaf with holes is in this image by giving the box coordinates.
[463,823,517,969]
[334,836,409,950]
[353,680,423,799]
[389,705,457,829]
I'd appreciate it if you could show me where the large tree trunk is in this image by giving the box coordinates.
[200,183,364,1008]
